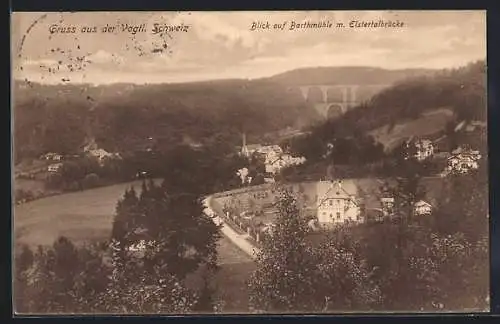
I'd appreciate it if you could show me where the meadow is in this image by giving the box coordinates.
[368,108,454,152]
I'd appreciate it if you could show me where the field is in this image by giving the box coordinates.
[14,180,147,247]
[369,108,455,151]
[13,180,255,313]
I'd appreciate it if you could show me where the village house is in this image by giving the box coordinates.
[40,152,63,161]
[240,133,305,175]
[377,196,434,219]
[446,146,482,174]
[415,139,435,161]
[414,200,433,216]
[265,154,306,175]
[215,177,445,237]
[88,148,112,160]
[83,138,121,165]
[315,180,362,227]
[256,145,283,158]
[406,138,435,161]
[240,133,282,159]
[380,197,395,217]
[47,163,63,173]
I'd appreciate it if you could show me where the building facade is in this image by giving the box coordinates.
[447,146,482,174]
[406,138,435,161]
[380,197,395,217]
[414,139,435,161]
[414,200,433,216]
[315,180,362,226]
[48,163,63,172]
[265,154,306,175]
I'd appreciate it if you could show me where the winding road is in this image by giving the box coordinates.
[203,196,260,260]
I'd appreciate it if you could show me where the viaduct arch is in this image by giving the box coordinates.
[288,84,390,119]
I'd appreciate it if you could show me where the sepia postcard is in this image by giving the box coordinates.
[11,10,488,315]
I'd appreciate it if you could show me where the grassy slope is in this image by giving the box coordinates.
[14,180,149,247]
[368,108,455,151]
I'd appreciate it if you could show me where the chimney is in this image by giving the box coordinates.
[332,180,342,195]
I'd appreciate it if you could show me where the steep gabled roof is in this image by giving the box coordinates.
[415,200,432,207]
[316,180,359,208]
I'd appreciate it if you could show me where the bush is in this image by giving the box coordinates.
[45,173,64,190]
[15,189,34,204]
[82,173,101,190]
[65,181,81,192]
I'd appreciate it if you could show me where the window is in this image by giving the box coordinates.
[336,212,341,219]
[329,200,333,206]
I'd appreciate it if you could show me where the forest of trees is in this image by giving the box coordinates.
[13,79,314,162]
[41,143,249,195]
[14,180,222,314]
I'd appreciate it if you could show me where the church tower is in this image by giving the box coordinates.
[241,133,249,157]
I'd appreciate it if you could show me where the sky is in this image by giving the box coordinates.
[11,10,486,85]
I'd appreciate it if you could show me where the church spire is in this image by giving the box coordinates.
[241,132,248,157]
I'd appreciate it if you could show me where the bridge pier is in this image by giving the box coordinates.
[350,85,358,103]
[291,84,390,119]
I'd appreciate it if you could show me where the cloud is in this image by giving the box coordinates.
[21,58,59,67]
[12,10,486,84]
[87,50,125,65]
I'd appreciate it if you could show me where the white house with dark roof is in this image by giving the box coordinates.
[446,146,482,174]
[380,197,395,217]
[83,138,121,165]
[414,139,435,161]
[315,180,362,226]
[265,154,306,174]
[48,163,63,173]
[405,137,435,161]
[41,152,63,161]
[414,200,433,216]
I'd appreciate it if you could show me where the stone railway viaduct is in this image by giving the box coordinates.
[288,84,391,119]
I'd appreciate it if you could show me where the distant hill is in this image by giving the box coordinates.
[320,60,486,140]
[264,66,437,86]
[12,78,314,161]
[13,61,484,164]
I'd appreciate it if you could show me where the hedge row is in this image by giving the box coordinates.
[219,206,272,246]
